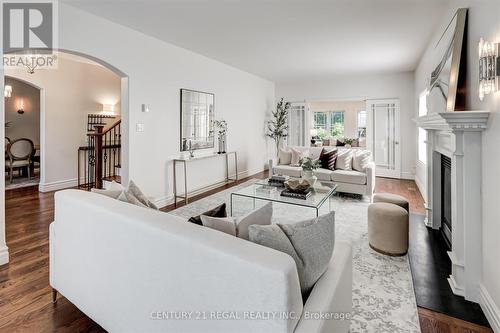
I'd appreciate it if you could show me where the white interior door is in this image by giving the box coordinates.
[287,102,307,147]
[366,99,401,178]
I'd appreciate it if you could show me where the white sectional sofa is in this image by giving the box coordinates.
[50,190,352,333]
[273,146,375,197]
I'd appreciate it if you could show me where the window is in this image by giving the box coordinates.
[313,111,344,138]
[357,110,367,138]
[418,91,428,164]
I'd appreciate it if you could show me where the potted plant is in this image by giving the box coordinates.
[214,119,228,154]
[266,98,290,157]
[344,138,354,148]
[299,157,321,186]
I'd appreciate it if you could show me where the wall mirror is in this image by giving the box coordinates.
[180,89,215,151]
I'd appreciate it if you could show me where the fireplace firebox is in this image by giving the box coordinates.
[441,154,452,249]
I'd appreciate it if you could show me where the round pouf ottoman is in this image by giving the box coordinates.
[373,193,409,212]
[368,202,409,256]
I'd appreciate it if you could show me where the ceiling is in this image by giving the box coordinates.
[61,0,450,83]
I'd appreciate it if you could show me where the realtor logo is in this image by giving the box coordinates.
[2,0,58,71]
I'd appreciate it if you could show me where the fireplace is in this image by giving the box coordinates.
[415,111,489,302]
[441,154,452,249]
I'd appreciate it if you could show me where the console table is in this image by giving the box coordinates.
[173,151,238,206]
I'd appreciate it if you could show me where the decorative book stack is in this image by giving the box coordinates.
[268,175,289,187]
[280,189,312,200]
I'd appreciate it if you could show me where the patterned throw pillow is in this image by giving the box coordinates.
[319,149,337,170]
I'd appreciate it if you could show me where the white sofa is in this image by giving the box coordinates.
[273,146,375,197]
[50,190,352,333]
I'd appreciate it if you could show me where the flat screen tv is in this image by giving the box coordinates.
[428,8,468,113]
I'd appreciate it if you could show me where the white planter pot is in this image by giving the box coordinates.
[302,170,317,187]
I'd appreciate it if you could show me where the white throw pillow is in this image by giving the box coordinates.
[91,188,123,199]
[200,216,237,236]
[91,181,125,199]
[200,202,273,239]
[236,202,273,240]
[352,150,371,172]
[290,148,308,167]
[336,149,353,170]
[278,148,292,165]
[104,180,125,191]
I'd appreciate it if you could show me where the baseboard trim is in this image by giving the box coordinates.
[39,179,78,192]
[479,283,500,332]
[0,245,9,266]
[401,172,415,180]
[414,175,427,202]
[154,167,264,208]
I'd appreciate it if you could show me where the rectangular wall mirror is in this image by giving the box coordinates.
[180,89,215,152]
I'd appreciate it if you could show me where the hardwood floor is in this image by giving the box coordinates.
[0,174,491,333]
[374,176,426,215]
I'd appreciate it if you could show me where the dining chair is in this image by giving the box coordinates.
[6,138,35,184]
[4,137,10,160]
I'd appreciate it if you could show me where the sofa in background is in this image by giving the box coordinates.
[272,146,375,197]
[50,190,352,333]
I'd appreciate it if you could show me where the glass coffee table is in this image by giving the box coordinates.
[230,179,337,217]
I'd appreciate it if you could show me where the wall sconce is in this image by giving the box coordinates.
[479,38,499,101]
[101,103,115,115]
[17,99,24,114]
[4,85,12,98]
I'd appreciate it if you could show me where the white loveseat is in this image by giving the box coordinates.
[50,190,352,333]
[273,146,375,197]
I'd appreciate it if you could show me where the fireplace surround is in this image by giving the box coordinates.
[415,111,489,303]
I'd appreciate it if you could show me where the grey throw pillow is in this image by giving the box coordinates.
[128,180,159,210]
[117,190,148,208]
[248,211,335,297]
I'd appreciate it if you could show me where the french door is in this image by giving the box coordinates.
[366,99,401,178]
[287,102,307,147]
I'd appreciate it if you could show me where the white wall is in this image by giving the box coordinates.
[277,72,416,179]
[6,56,121,190]
[0,3,275,264]
[414,1,500,330]
[4,78,41,145]
[56,4,275,206]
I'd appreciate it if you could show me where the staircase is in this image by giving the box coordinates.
[78,114,121,190]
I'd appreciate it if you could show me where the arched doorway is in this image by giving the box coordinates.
[1,49,129,265]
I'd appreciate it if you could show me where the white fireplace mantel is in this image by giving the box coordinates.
[415,111,490,131]
[415,110,490,303]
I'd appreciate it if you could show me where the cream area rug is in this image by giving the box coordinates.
[170,180,421,333]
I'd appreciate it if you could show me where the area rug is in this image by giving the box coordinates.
[170,180,421,333]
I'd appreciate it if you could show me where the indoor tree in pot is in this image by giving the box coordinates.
[299,157,321,187]
[266,98,290,157]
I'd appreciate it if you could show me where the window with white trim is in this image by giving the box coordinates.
[418,91,428,164]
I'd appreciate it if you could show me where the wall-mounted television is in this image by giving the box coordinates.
[428,8,468,113]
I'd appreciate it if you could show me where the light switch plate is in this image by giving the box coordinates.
[141,104,150,113]
[136,123,144,132]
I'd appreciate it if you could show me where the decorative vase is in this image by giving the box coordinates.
[345,144,352,148]
[217,136,223,154]
[302,170,317,187]
[221,134,227,154]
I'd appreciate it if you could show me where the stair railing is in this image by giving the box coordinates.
[78,119,121,190]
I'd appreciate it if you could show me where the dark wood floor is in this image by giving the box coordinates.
[0,173,492,333]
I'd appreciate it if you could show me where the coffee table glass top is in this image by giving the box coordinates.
[231,179,337,209]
